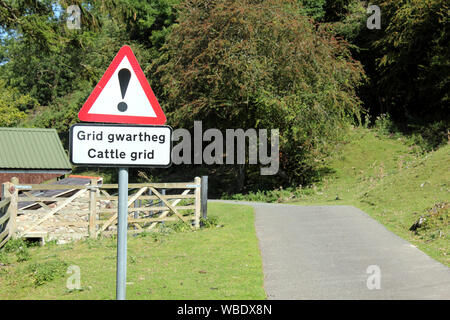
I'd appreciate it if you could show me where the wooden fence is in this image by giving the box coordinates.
[0,197,11,247]
[1,177,205,243]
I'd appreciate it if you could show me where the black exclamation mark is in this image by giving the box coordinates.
[117,68,131,112]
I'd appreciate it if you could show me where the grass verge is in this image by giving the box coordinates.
[231,127,449,266]
[0,203,265,300]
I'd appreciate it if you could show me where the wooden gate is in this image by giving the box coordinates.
[2,177,202,243]
[94,178,202,237]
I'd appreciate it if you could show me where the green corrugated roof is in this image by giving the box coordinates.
[0,127,71,170]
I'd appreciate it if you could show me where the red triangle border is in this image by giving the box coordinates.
[78,45,166,125]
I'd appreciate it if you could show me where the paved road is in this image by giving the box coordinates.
[211,200,450,299]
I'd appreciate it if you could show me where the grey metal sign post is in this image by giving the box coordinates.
[116,167,128,300]
[69,124,172,300]
[72,46,170,301]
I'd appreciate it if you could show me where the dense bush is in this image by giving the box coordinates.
[0,80,34,127]
[154,0,365,188]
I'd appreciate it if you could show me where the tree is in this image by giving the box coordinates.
[154,0,365,188]
[352,0,449,123]
[0,0,179,135]
[372,0,449,120]
[0,79,34,126]
[0,0,120,108]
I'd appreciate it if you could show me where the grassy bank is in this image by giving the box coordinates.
[0,203,265,300]
[232,127,449,266]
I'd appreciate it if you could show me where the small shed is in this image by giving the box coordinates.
[0,127,72,196]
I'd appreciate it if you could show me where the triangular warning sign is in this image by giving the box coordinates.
[78,45,166,125]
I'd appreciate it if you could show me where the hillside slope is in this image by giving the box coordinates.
[292,127,449,265]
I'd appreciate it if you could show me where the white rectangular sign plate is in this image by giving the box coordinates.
[69,123,172,167]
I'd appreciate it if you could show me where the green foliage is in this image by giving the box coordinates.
[0,80,35,126]
[2,238,31,262]
[155,0,365,187]
[200,215,219,228]
[3,238,27,253]
[285,127,450,264]
[406,121,449,152]
[83,237,101,249]
[24,86,93,144]
[0,250,10,265]
[365,0,449,120]
[324,0,366,40]
[15,247,31,262]
[373,113,448,152]
[169,221,192,233]
[374,113,396,136]
[229,186,307,203]
[0,0,171,135]
[136,230,166,242]
[323,0,354,22]
[298,0,326,20]
[26,259,68,286]
[298,0,358,22]
[108,0,180,55]
[45,239,59,247]
[0,0,445,195]
[411,202,449,238]
[1,1,85,105]
[227,127,449,265]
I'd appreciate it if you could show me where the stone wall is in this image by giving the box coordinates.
[16,191,114,244]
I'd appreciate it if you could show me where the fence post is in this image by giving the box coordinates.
[89,178,97,238]
[159,189,166,213]
[133,200,139,219]
[1,182,7,201]
[201,176,208,222]
[8,177,19,238]
[1,183,10,237]
[148,189,153,216]
[133,199,139,230]
[194,177,201,228]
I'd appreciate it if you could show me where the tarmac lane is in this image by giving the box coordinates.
[211,200,450,300]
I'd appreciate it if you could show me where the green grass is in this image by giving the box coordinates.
[0,203,265,300]
[295,127,449,265]
[233,127,450,266]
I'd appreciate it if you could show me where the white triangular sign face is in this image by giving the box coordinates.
[88,56,157,117]
[78,45,166,125]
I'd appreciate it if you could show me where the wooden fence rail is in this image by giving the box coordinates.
[13,182,201,191]
[1,176,205,244]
